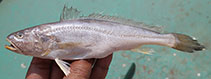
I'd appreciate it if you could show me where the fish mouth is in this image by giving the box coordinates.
[5,38,19,51]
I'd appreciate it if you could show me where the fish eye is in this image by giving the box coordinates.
[16,32,24,38]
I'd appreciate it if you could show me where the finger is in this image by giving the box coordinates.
[26,57,53,79]
[64,59,94,79]
[50,61,65,79]
[90,54,113,79]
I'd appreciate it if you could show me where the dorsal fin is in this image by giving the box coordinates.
[81,13,164,32]
[60,5,80,21]
[60,6,164,32]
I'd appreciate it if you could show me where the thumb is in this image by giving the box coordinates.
[64,59,93,79]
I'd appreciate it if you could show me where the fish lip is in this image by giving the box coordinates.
[5,38,22,54]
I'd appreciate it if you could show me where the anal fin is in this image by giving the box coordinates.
[131,46,154,55]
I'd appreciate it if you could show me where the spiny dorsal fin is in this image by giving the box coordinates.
[81,13,164,32]
[60,5,80,21]
[60,6,164,32]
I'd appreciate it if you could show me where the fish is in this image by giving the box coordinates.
[5,6,205,76]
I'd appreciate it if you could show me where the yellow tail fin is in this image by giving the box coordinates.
[172,33,205,53]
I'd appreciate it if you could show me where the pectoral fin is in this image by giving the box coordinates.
[57,42,80,49]
[55,58,71,76]
[41,49,51,56]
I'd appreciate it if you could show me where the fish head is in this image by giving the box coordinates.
[5,28,44,56]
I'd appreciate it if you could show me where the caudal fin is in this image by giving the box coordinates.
[172,33,205,53]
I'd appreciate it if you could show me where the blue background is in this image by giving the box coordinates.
[0,0,210,79]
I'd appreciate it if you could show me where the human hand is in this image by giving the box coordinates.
[25,54,113,79]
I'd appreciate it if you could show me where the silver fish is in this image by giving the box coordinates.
[5,6,205,76]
